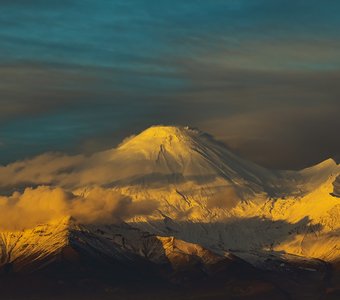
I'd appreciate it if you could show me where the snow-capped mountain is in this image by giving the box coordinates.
[0,125,339,299]
[101,126,340,266]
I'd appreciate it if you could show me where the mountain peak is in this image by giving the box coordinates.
[111,125,273,193]
[139,125,193,137]
[118,125,198,150]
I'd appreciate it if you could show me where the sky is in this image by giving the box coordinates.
[0,0,339,169]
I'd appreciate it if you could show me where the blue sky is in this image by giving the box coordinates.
[0,0,339,168]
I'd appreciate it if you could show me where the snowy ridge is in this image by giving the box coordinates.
[0,216,238,274]
[0,217,70,272]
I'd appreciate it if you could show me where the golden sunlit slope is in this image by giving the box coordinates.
[105,126,340,265]
[0,216,242,277]
[105,126,276,195]
[0,125,339,270]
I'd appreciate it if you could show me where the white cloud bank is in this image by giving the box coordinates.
[0,186,158,230]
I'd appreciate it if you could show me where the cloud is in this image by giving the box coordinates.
[0,185,158,230]
[192,39,340,72]
[0,63,124,122]
[169,43,340,169]
[1,1,340,171]
[200,106,340,169]
[206,186,239,210]
[0,152,84,190]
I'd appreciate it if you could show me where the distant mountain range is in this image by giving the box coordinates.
[0,126,339,300]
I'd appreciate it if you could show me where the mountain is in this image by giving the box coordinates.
[102,126,340,265]
[98,126,337,198]
[0,216,239,276]
[0,125,339,299]
[0,216,330,300]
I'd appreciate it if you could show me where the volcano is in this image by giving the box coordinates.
[0,125,339,299]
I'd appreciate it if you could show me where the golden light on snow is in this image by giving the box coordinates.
[0,126,339,263]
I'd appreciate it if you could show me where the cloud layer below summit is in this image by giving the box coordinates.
[0,186,158,230]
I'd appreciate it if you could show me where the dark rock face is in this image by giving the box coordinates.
[332,175,340,197]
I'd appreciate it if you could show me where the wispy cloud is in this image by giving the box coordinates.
[0,0,339,168]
